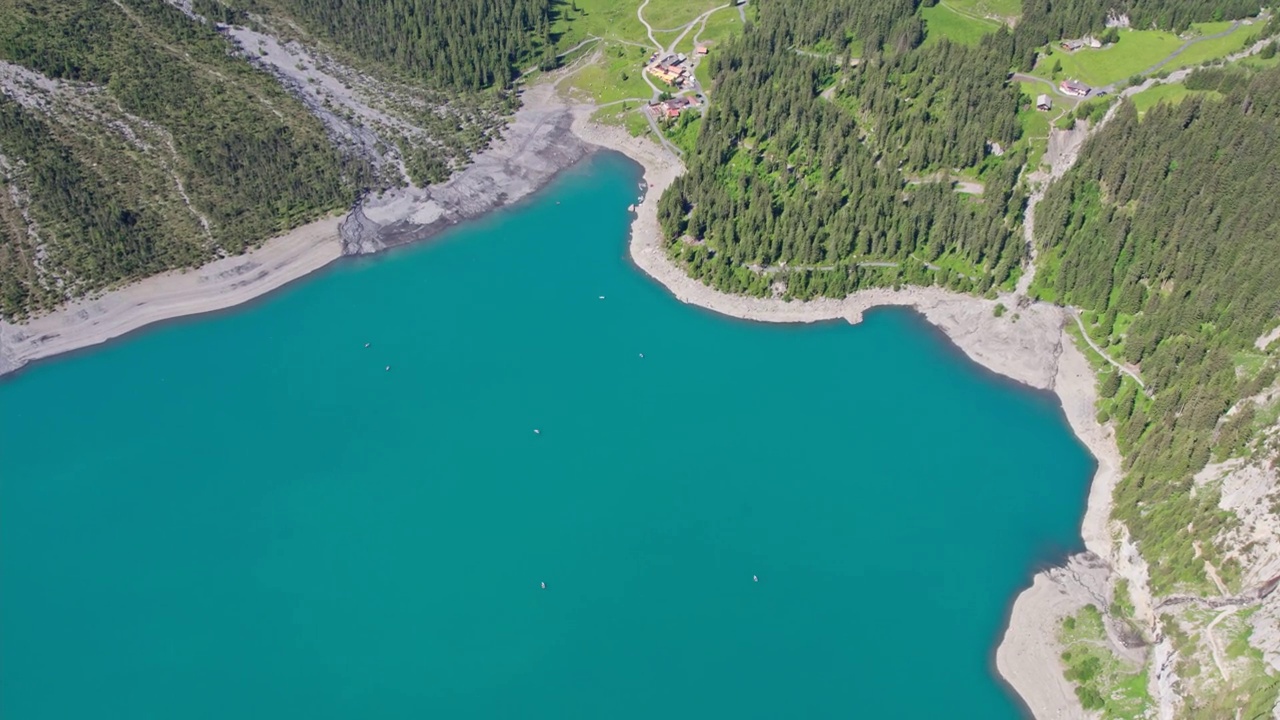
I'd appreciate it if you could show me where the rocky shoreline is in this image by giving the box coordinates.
[0,83,586,378]
[570,115,1139,720]
[0,78,1132,719]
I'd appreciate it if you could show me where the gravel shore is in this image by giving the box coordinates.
[0,83,585,378]
[0,215,344,376]
[571,115,1127,720]
[0,89,1129,719]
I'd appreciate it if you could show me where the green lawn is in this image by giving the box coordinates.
[921,3,1000,47]
[1130,82,1222,116]
[590,104,654,137]
[675,5,743,55]
[946,0,1020,22]
[1016,95,1053,169]
[1036,22,1260,88]
[1037,30,1184,87]
[1239,53,1280,69]
[563,42,654,104]
[642,0,727,33]
[551,0,649,51]
[1175,22,1260,67]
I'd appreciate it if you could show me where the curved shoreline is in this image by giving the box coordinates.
[0,91,1122,718]
[571,113,1124,720]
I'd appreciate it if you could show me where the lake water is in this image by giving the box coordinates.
[0,152,1092,719]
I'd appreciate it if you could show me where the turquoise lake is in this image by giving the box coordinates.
[0,152,1093,719]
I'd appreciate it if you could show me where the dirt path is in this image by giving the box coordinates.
[1071,309,1146,389]
[637,0,662,51]
[669,4,733,54]
[1206,606,1238,682]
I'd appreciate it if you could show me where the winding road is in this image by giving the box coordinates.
[636,0,662,51]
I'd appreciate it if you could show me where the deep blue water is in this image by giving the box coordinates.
[0,152,1092,719]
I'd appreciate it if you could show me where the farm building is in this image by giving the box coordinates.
[1036,94,1052,111]
[1059,79,1090,97]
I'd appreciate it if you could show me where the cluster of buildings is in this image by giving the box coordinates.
[646,52,693,88]
[647,95,697,120]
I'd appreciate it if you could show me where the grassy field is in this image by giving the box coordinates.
[590,103,654,137]
[551,0,649,51]
[675,5,743,55]
[946,0,1020,22]
[1015,94,1053,169]
[921,3,1000,47]
[1175,21,1261,67]
[642,0,728,32]
[1130,82,1222,116]
[562,43,654,104]
[1037,31,1183,86]
[1035,22,1258,88]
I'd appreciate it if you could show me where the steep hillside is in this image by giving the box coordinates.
[0,0,545,321]
[1032,65,1280,716]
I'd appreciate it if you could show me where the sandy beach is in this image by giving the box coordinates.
[571,114,1132,720]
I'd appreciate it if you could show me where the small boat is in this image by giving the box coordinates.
[364,342,370,348]
[599,295,605,300]
[385,365,391,371]
[753,575,758,582]
[627,204,635,211]
[534,429,540,434]
[541,581,546,590]
[638,353,644,358]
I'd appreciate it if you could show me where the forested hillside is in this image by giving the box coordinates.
[1032,67,1280,593]
[227,0,556,90]
[0,0,363,319]
[657,0,1278,604]
[0,0,553,320]
[657,0,1028,300]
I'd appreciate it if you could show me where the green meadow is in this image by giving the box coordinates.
[1130,82,1222,116]
[921,3,1000,47]
[1036,22,1257,88]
